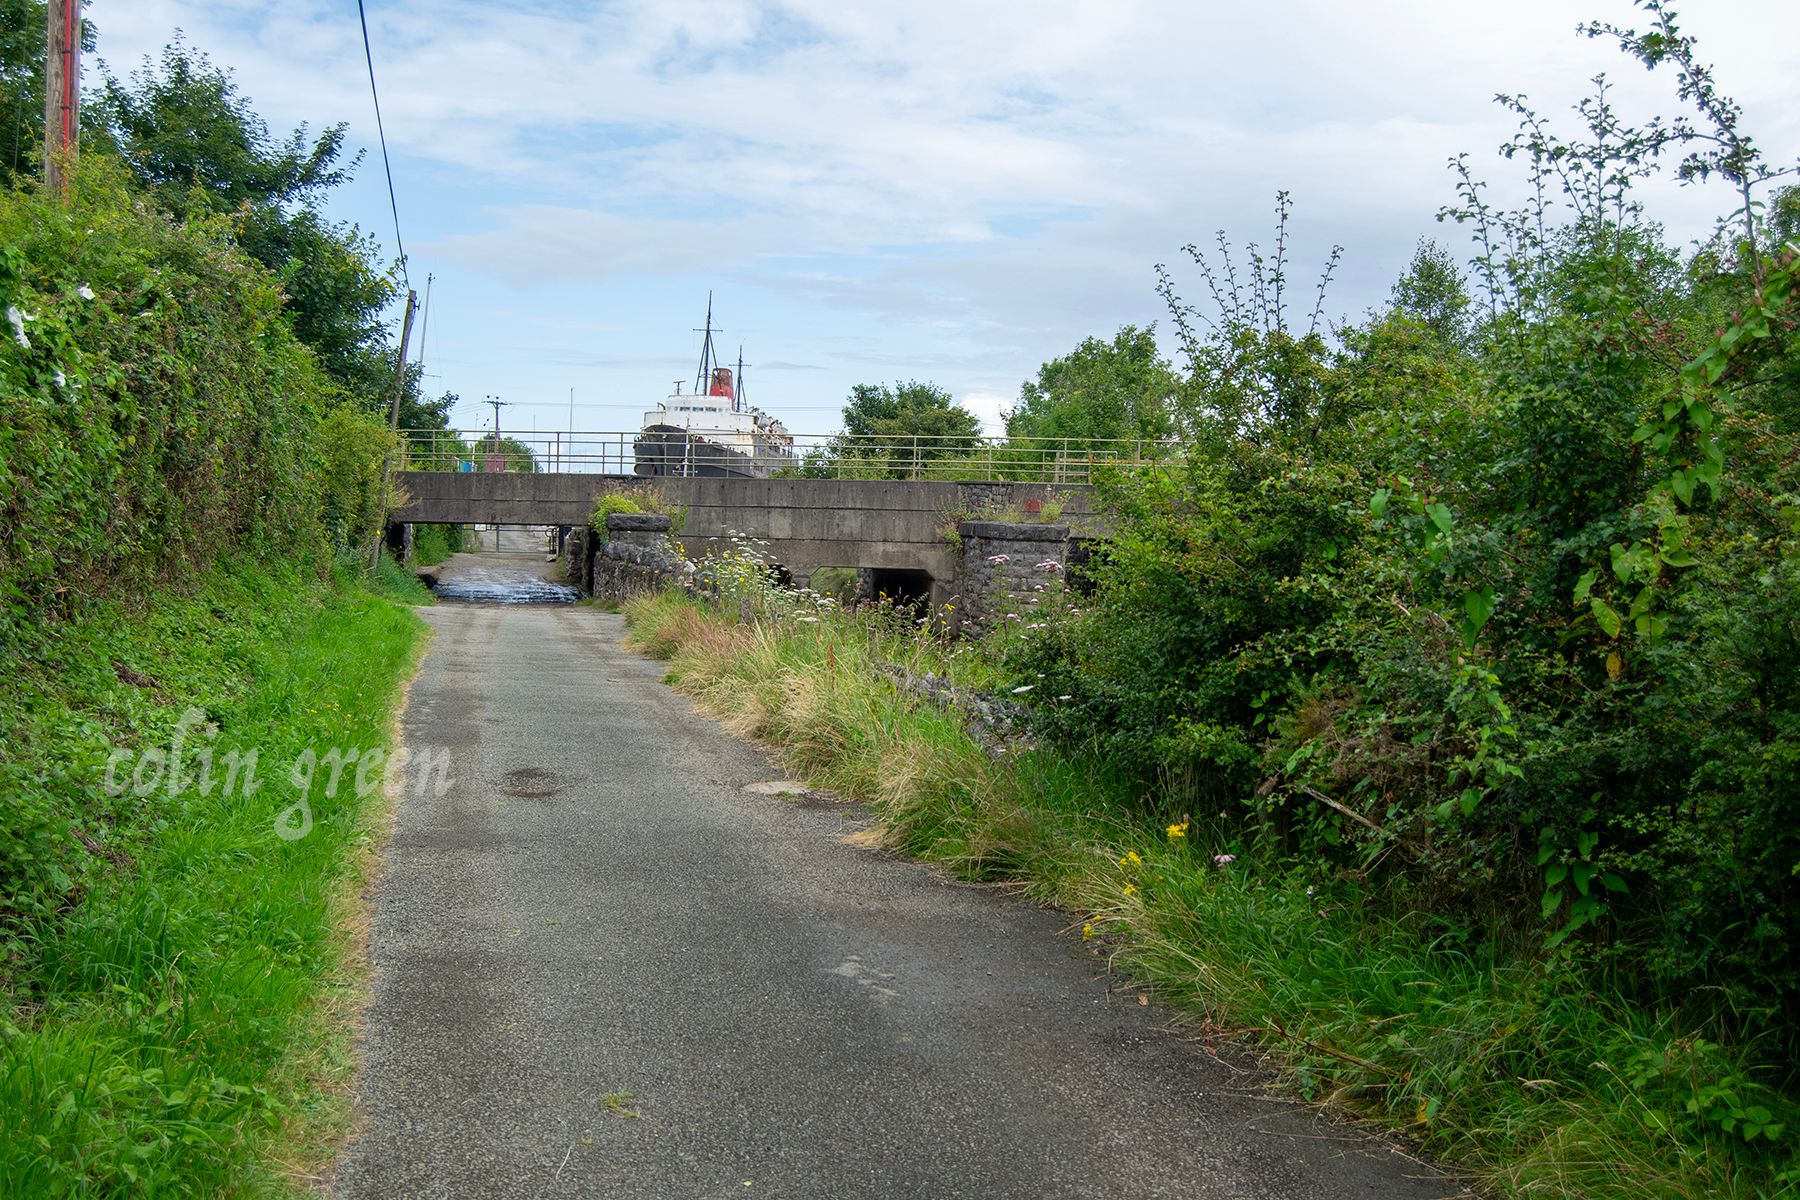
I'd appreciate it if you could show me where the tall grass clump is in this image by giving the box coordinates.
[0,558,427,1195]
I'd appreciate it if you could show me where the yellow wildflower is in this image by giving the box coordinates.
[1118,850,1143,869]
[1167,822,1189,840]
[1123,883,1137,897]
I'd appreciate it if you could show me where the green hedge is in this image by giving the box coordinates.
[0,162,393,641]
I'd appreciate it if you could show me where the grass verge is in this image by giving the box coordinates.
[624,589,1799,1199]
[410,525,464,568]
[0,556,429,1196]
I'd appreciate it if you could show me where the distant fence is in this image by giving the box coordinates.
[400,430,1176,484]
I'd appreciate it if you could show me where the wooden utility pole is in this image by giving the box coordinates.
[369,289,419,570]
[387,290,418,435]
[43,0,79,195]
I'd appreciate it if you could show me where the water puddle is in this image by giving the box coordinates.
[429,567,580,605]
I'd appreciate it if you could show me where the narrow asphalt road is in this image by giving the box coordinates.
[332,604,1459,1199]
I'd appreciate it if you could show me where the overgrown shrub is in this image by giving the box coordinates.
[1007,11,1800,1066]
[0,159,399,928]
[0,160,349,637]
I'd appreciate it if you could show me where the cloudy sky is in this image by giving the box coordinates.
[95,1,1798,440]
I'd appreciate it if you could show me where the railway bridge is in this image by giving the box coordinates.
[389,470,1098,613]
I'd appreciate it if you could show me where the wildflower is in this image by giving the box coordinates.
[1167,822,1188,840]
[1119,850,1142,868]
[1082,921,1095,940]
[77,284,95,300]
[1057,694,1071,700]
[1122,883,1137,896]
[1212,853,1236,866]
[986,553,1010,565]
[1011,684,1034,694]
[6,305,30,349]
[1036,559,1063,573]
[795,615,820,623]
[51,368,65,387]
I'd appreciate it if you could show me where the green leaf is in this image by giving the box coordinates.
[1426,502,1454,534]
[1609,542,1632,582]
[1545,863,1569,887]
[1461,586,1495,650]
[1670,469,1695,505]
[1573,568,1598,605]
[1542,889,1564,918]
[1591,598,1622,639]
[1659,545,1697,568]
[1369,487,1390,517]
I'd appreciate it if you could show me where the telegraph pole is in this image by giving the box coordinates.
[413,272,433,374]
[485,395,508,451]
[484,394,508,549]
[368,289,418,570]
[43,0,80,195]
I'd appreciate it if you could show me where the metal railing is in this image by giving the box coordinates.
[399,430,1177,484]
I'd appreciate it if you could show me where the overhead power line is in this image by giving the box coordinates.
[356,0,408,287]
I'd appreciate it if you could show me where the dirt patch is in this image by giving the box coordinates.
[501,767,566,798]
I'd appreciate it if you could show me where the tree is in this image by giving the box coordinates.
[1387,239,1473,348]
[1006,325,1176,449]
[823,380,981,478]
[92,38,421,421]
[94,36,353,215]
[474,433,539,473]
[0,0,46,184]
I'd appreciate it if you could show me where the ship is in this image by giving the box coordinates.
[634,298,796,478]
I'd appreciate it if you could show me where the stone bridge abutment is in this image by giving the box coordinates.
[390,472,1099,626]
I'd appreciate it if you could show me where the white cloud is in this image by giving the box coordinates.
[93,0,1800,436]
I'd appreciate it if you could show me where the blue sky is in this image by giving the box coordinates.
[96,1,1798,440]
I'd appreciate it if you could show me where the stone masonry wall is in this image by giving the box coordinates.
[953,520,1070,634]
[591,512,693,604]
[563,526,591,591]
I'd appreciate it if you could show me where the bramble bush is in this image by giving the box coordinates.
[1006,1,1800,1083]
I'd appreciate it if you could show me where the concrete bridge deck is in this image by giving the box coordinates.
[392,472,1095,586]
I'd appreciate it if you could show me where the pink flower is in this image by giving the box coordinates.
[1212,853,1236,866]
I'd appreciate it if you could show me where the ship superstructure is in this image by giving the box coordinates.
[634,298,796,478]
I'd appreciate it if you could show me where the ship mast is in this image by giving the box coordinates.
[736,344,747,414]
[692,292,718,398]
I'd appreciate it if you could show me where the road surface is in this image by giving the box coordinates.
[332,604,1459,1199]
